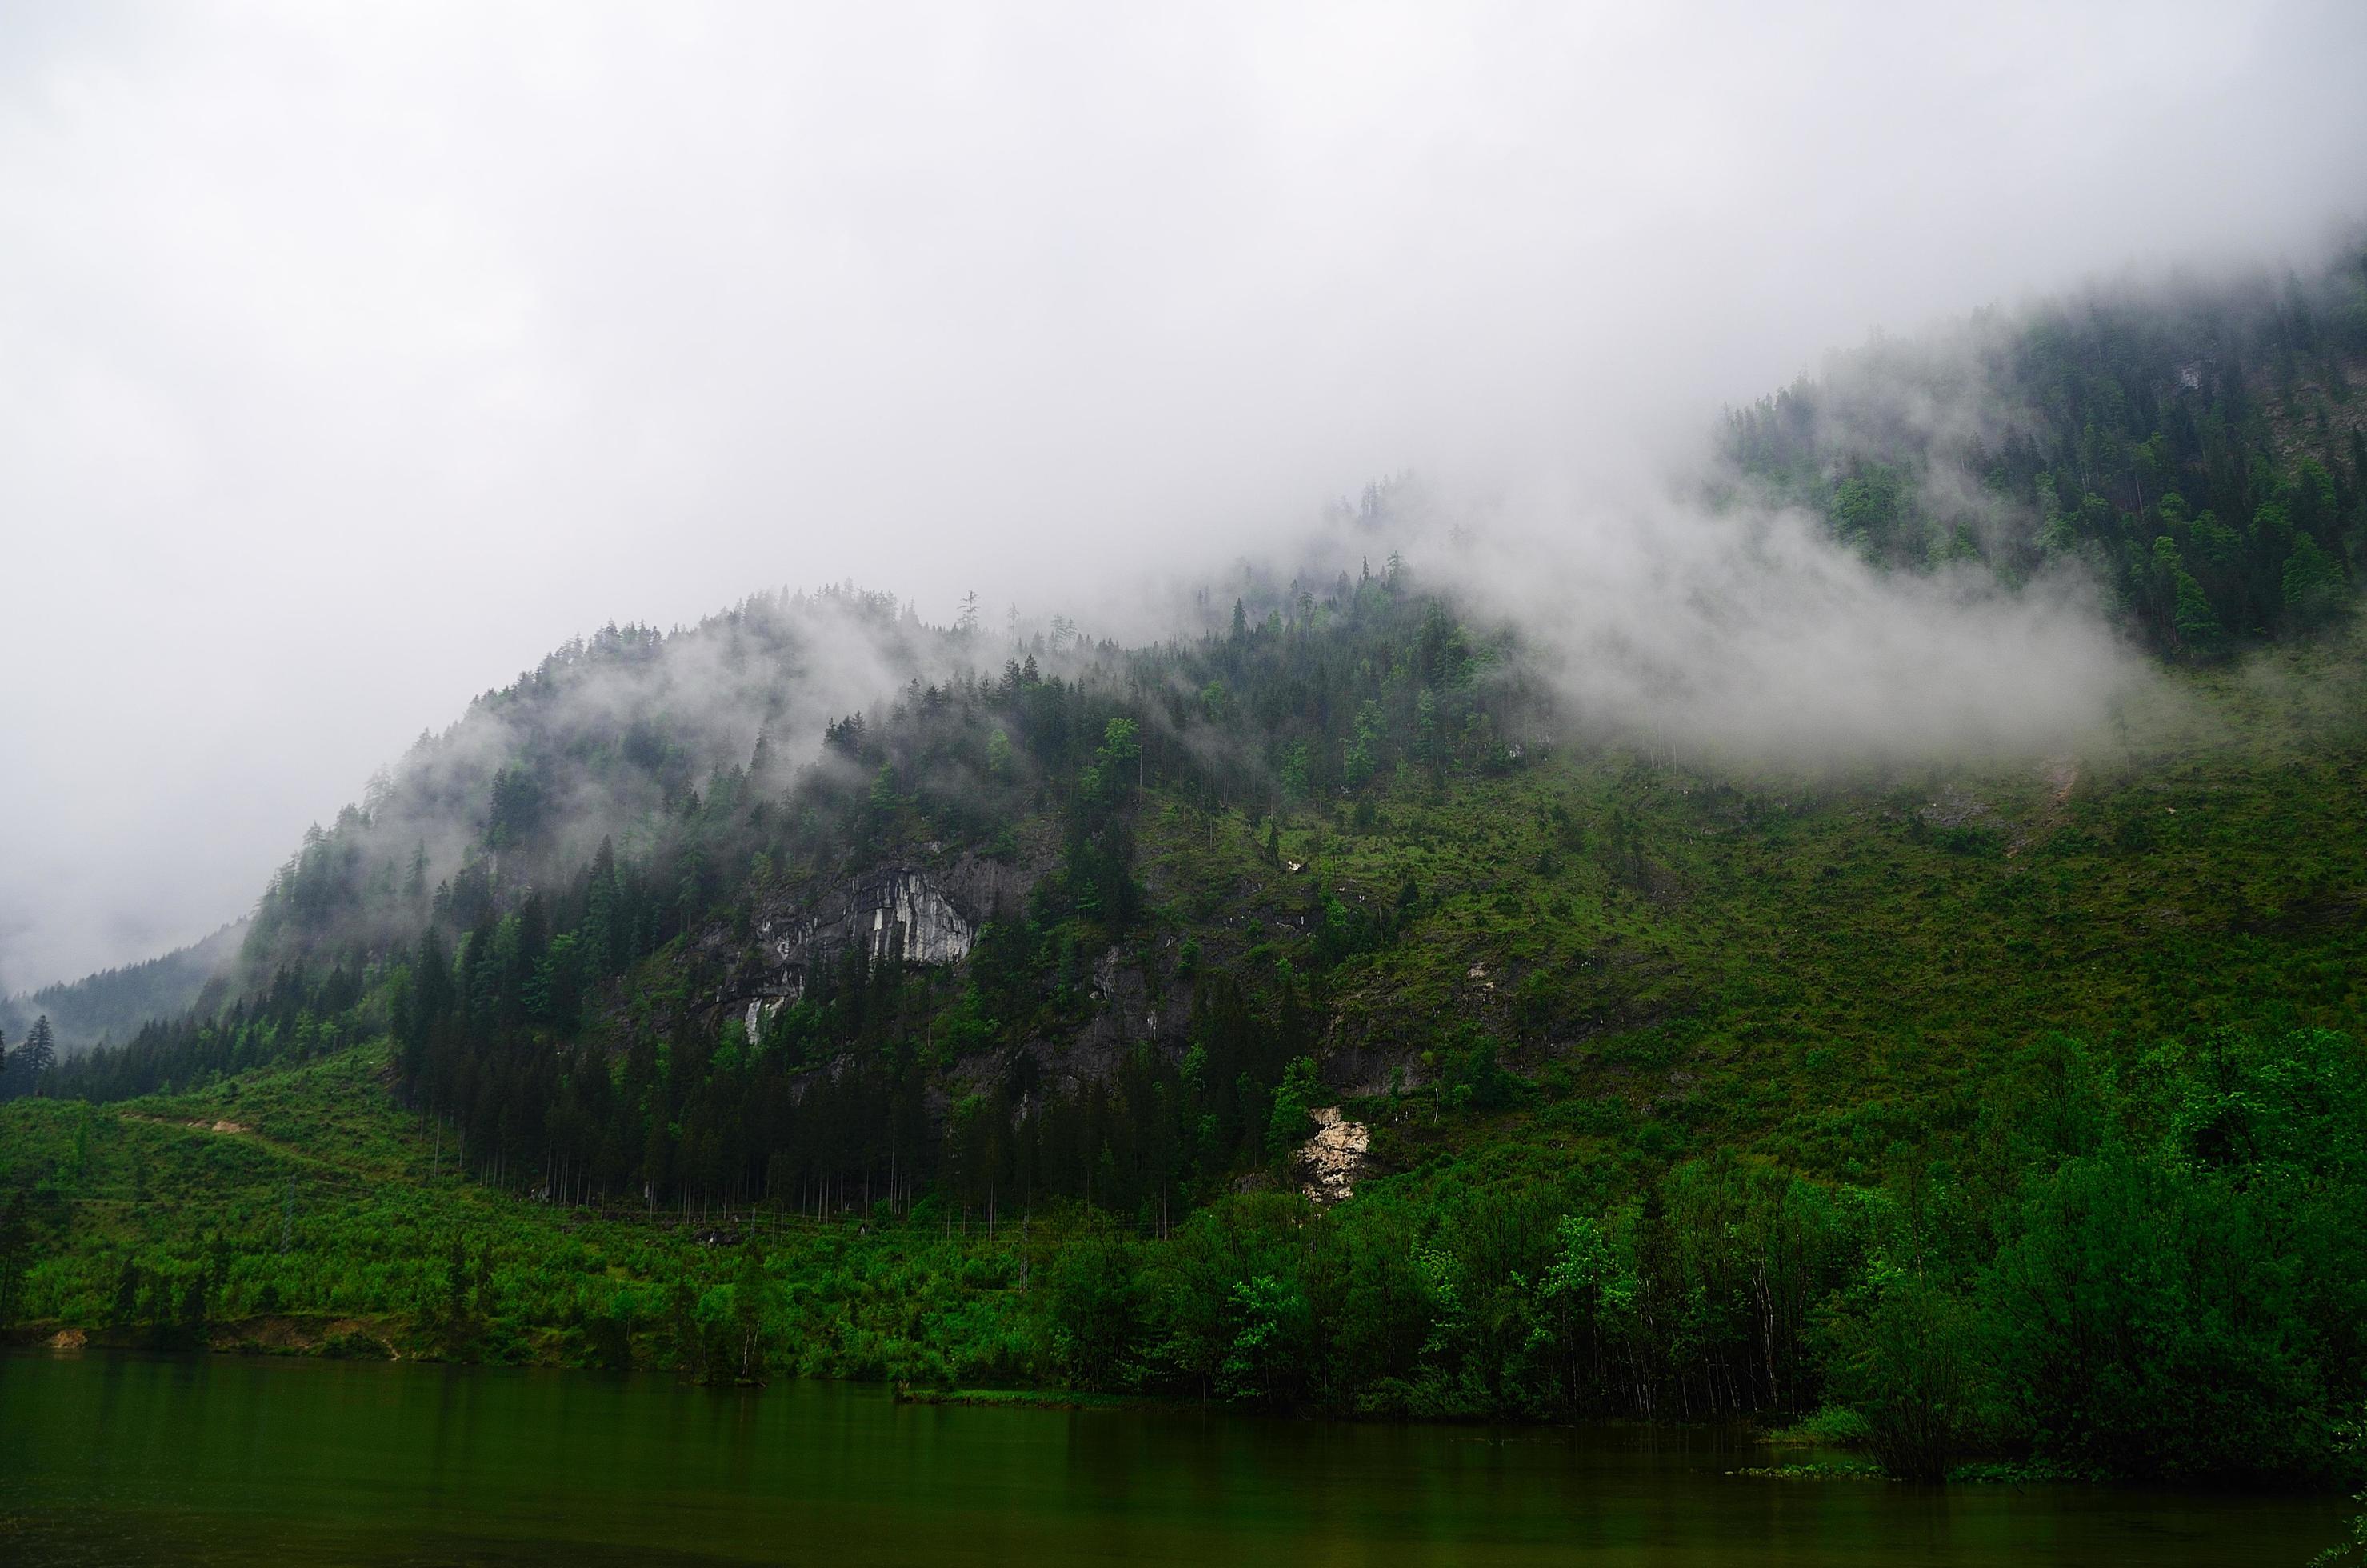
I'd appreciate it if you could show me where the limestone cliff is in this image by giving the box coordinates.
[718,853,1039,1041]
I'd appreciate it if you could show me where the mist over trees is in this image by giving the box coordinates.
[53,562,1513,1194]
[6,250,2366,1490]
[1725,244,2367,654]
[0,924,245,1062]
[0,1016,55,1102]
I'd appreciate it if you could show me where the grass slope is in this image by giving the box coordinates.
[0,1046,1046,1383]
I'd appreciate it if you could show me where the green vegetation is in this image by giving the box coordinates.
[5,622,2364,1490]
[1727,245,2367,655]
[0,1047,1050,1388]
[6,258,2367,1494]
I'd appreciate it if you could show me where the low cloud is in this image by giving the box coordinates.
[1461,490,2145,762]
[4,2,2364,985]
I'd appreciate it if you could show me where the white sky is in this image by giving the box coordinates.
[3,0,2364,990]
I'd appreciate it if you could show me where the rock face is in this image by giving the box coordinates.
[725,855,1042,1042]
[757,866,974,987]
[714,842,1201,1090]
[834,866,974,966]
[1298,1106,1369,1203]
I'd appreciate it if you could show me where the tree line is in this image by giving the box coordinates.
[1040,1026,2367,1486]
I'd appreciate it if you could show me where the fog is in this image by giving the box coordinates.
[1301,477,2146,766]
[3,1,2365,990]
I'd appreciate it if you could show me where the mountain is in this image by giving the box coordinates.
[4,253,2365,1488]
[0,921,244,1058]
[1724,250,2366,649]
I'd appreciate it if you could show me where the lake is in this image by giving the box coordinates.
[0,1351,2343,1565]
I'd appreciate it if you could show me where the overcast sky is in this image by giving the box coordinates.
[2,0,2364,992]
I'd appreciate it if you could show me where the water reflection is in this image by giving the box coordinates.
[0,1352,2341,1566]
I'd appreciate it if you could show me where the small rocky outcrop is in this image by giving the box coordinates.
[1298,1106,1369,1203]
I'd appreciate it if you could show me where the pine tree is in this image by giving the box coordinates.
[585,837,620,973]
[20,1016,54,1090]
[474,1243,499,1320]
[178,1270,209,1344]
[0,1190,30,1327]
[444,1236,471,1334]
[110,1258,142,1329]
[2282,535,2348,627]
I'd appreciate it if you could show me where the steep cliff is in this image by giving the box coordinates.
[718,853,1042,1044]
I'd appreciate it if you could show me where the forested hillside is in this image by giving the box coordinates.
[0,922,243,1067]
[5,254,2366,1490]
[1725,245,2366,650]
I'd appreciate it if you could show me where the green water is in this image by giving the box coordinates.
[0,1352,2342,1565]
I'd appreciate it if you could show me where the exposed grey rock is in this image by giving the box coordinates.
[712,838,1201,1094]
[721,851,1044,1031]
[752,866,972,994]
